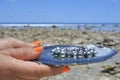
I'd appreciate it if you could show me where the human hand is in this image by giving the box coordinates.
[0,38,70,80]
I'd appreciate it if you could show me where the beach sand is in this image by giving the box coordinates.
[0,28,120,80]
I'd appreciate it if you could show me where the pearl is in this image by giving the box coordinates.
[51,46,96,60]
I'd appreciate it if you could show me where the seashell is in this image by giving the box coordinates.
[34,44,117,66]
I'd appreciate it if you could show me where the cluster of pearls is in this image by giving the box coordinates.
[51,46,97,60]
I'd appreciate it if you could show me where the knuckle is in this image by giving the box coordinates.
[5,37,16,47]
[6,37,15,42]
[4,38,14,48]
[32,67,41,78]
[20,48,28,57]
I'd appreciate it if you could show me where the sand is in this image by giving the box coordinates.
[0,27,120,80]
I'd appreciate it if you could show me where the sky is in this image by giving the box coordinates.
[0,0,120,23]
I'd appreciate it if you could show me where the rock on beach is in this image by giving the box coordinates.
[0,28,120,80]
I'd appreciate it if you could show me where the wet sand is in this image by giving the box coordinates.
[0,28,120,80]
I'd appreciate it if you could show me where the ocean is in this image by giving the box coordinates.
[0,23,120,32]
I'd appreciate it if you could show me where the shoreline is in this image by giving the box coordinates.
[0,23,120,32]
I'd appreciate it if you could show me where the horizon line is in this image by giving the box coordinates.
[0,22,120,24]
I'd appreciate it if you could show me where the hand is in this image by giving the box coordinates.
[0,38,70,80]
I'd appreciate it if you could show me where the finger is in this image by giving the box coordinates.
[10,60,66,79]
[0,37,41,50]
[1,46,43,60]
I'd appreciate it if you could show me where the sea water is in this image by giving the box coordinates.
[0,23,120,32]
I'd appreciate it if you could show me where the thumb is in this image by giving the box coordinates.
[1,46,43,60]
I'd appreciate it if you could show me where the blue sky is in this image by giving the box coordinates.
[0,0,120,23]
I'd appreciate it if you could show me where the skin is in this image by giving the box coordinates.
[0,38,64,80]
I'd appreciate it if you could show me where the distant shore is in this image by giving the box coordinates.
[0,23,120,32]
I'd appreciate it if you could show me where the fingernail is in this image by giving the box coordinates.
[62,66,70,73]
[32,40,41,45]
[34,46,43,53]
